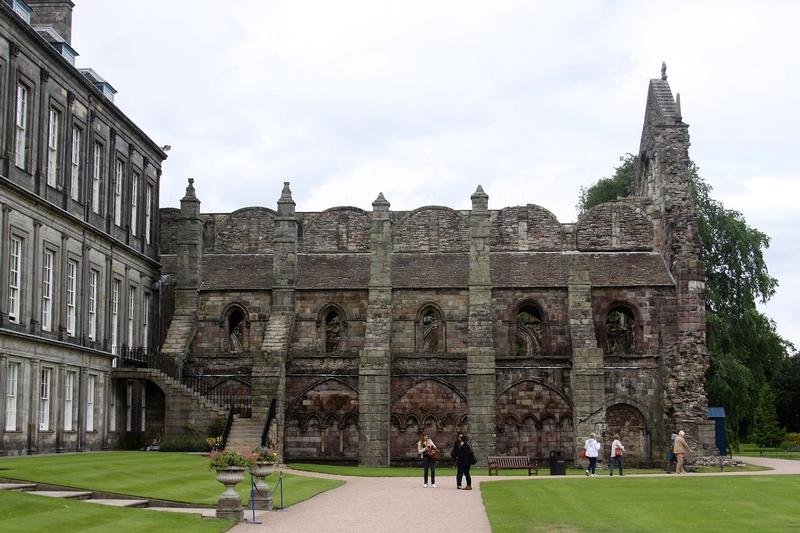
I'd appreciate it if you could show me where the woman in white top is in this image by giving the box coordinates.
[417,434,438,487]
[610,434,625,476]
[584,432,601,477]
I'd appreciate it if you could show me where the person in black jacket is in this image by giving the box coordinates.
[450,434,463,488]
[456,434,475,490]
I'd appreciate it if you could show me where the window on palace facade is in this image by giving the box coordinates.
[66,259,78,336]
[46,108,60,187]
[418,305,443,353]
[605,306,636,355]
[516,304,543,356]
[41,249,54,332]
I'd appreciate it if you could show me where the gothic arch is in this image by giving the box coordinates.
[393,377,467,404]
[415,302,446,353]
[597,300,642,355]
[496,378,574,408]
[288,378,359,411]
[219,303,250,353]
[605,402,651,464]
[317,303,349,353]
[511,300,547,357]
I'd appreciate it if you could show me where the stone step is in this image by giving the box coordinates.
[32,490,93,500]
[145,507,218,518]
[0,483,36,491]
[86,498,149,508]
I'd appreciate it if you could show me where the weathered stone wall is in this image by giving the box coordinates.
[390,289,469,353]
[490,205,563,251]
[492,288,571,357]
[393,207,469,252]
[390,376,468,461]
[300,208,371,253]
[292,290,368,354]
[576,202,654,251]
[213,207,276,253]
[591,287,660,355]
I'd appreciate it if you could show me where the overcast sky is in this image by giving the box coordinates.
[71,0,799,348]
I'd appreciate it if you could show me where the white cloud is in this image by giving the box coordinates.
[70,0,800,347]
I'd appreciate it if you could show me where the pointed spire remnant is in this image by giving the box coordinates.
[279,181,294,203]
[372,192,390,209]
[676,92,682,121]
[471,184,489,211]
[180,177,200,217]
[182,177,197,200]
[661,61,667,81]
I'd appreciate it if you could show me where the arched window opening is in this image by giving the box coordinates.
[606,306,635,354]
[228,308,245,352]
[516,305,543,356]
[421,307,442,352]
[325,308,344,353]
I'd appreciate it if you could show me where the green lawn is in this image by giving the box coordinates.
[0,452,343,507]
[736,443,800,460]
[0,490,232,533]
[482,475,800,532]
[288,463,670,477]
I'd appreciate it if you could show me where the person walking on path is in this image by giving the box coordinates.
[450,434,463,487]
[418,433,438,487]
[584,432,601,477]
[455,434,475,490]
[609,434,625,476]
[673,430,692,474]
[666,433,678,473]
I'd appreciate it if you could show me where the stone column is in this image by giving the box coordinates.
[358,193,392,466]
[568,259,605,460]
[466,186,496,465]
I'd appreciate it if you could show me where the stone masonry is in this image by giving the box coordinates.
[156,70,716,465]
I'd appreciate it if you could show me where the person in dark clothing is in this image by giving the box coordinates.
[450,433,464,488]
[456,434,474,490]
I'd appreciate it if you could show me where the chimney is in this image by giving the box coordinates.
[26,1,74,45]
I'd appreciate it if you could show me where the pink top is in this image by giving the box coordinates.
[610,439,625,457]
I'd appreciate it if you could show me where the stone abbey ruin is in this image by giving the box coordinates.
[158,71,714,465]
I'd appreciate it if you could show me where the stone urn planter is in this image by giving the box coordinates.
[249,461,275,510]
[215,466,246,520]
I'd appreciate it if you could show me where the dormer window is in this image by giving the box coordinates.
[13,0,32,24]
[79,68,117,103]
[34,26,79,66]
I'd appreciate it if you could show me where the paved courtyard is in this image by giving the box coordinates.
[231,456,800,532]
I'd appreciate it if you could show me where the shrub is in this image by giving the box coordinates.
[207,418,226,438]
[158,435,207,452]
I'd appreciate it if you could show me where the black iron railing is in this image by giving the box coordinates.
[262,398,277,447]
[118,347,251,417]
[221,406,236,450]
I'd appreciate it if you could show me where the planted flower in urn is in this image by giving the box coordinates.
[249,446,278,464]
[209,449,250,520]
[248,447,278,511]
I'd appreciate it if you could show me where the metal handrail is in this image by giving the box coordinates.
[220,406,235,450]
[262,398,277,447]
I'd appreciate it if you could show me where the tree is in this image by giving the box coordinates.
[577,157,793,441]
[750,384,785,448]
[577,154,634,214]
[773,355,800,432]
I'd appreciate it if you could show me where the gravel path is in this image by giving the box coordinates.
[231,456,800,532]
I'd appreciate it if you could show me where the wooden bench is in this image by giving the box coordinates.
[487,455,538,476]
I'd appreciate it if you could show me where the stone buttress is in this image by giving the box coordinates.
[358,193,392,465]
[253,182,297,454]
[467,186,496,464]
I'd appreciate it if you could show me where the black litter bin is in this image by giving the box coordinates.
[549,450,566,476]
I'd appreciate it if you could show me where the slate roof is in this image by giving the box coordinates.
[200,254,273,290]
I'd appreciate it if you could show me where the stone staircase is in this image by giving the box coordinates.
[112,367,227,434]
[161,291,198,358]
[225,416,264,454]
[260,312,294,354]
